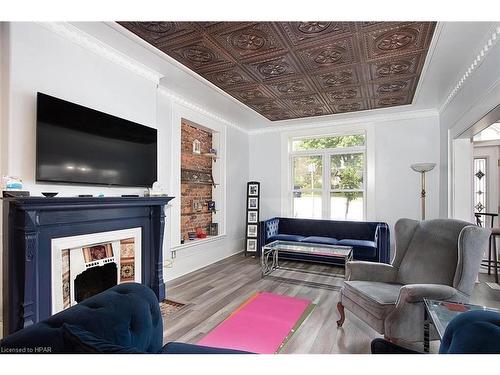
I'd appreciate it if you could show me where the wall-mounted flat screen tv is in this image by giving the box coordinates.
[36,92,157,187]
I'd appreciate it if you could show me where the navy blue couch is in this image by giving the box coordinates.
[259,217,390,264]
[372,310,500,354]
[0,283,248,354]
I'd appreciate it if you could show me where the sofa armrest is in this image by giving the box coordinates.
[346,261,398,282]
[397,284,459,304]
[257,217,280,256]
[374,223,391,264]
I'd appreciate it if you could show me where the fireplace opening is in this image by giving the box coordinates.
[74,263,117,303]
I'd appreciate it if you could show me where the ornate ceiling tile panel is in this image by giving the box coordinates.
[266,77,315,98]
[295,37,356,72]
[213,23,287,61]
[248,54,299,81]
[276,22,354,46]
[203,66,254,89]
[119,21,436,121]
[362,22,434,61]
[368,54,422,80]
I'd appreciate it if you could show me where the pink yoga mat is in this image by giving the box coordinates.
[197,292,311,354]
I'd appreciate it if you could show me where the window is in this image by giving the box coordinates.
[290,134,366,221]
[473,158,487,213]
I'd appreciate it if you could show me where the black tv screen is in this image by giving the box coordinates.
[36,93,157,187]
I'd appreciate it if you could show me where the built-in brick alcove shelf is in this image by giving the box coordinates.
[2,196,174,336]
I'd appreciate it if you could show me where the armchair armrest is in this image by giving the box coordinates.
[346,261,397,282]
[397,284,459,304]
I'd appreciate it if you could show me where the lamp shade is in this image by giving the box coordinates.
[410,163,436,173]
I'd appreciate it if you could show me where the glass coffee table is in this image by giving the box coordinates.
[423,299,500,353]
[261,240,353,277]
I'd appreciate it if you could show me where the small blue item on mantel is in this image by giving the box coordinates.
[3,176,23,190]
[98,193,104,197]
[6,182,23,190]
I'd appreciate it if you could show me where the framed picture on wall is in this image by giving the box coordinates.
[248,211,258,223]
[248,197,258,209]
[248,183,259,196]
[247,239,257,253]
[245,181,260,256]
[247,224,258,237]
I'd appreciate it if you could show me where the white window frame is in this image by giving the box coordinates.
[289,134,367,220]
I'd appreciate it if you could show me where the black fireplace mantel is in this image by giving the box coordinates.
[2,196,174,336]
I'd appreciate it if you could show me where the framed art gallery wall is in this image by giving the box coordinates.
[245,181,260,255]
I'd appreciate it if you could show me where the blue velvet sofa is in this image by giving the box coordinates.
[371,310,500,354]
[0,283,248,354]
[259,217,390,264]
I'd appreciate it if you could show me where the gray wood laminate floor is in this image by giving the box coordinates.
[163,253,500,354]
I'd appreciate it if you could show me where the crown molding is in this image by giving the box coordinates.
[248,108,439,135]
[440,24,500,113]
[37,22,162,84]
[157,86,249,134]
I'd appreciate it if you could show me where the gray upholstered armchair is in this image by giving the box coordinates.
[337,218,490,343]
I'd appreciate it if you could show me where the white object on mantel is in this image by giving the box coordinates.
[410,163,436,220]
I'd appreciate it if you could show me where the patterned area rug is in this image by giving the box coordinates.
[159,299,186,318]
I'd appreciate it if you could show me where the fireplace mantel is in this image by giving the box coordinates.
[2,196,174,335]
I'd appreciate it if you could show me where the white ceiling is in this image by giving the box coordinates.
[71,21,499,131]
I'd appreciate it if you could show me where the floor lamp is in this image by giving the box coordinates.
[410,163,436,220]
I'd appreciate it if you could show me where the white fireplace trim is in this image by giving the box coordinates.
[51,228,142,314]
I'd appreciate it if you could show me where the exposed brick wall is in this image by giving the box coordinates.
[180,122,213,241]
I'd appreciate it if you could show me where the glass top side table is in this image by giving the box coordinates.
[423,299,500,353]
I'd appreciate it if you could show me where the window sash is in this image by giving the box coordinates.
[289,136,366,220]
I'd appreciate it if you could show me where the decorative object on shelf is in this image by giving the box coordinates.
[208,223,218,236]
[196,227,207,239]
[147,181,169,197]
[188,231,196,241]
[41,192,58,198]
[209,148,217,155]
[207,200,216,212]
[192,139,201,154]
[193,200,203,213]
[2,175,23,191]
[181,169,217,186]
[245,181,260,256]
[410,163,436,220]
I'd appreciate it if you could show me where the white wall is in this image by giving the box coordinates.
[249,112,441,234]
[0,22,251,310]
[439,24,500,217]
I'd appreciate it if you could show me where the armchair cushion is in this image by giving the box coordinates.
[342,281,402,333]
[346,261,398,282]
[268,234,306,242]
[397,284,459,304]
[300,236,339,245]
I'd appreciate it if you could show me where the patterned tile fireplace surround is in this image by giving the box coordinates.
[51,228,142,314]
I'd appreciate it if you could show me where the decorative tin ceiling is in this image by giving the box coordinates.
[119,22,436,121]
